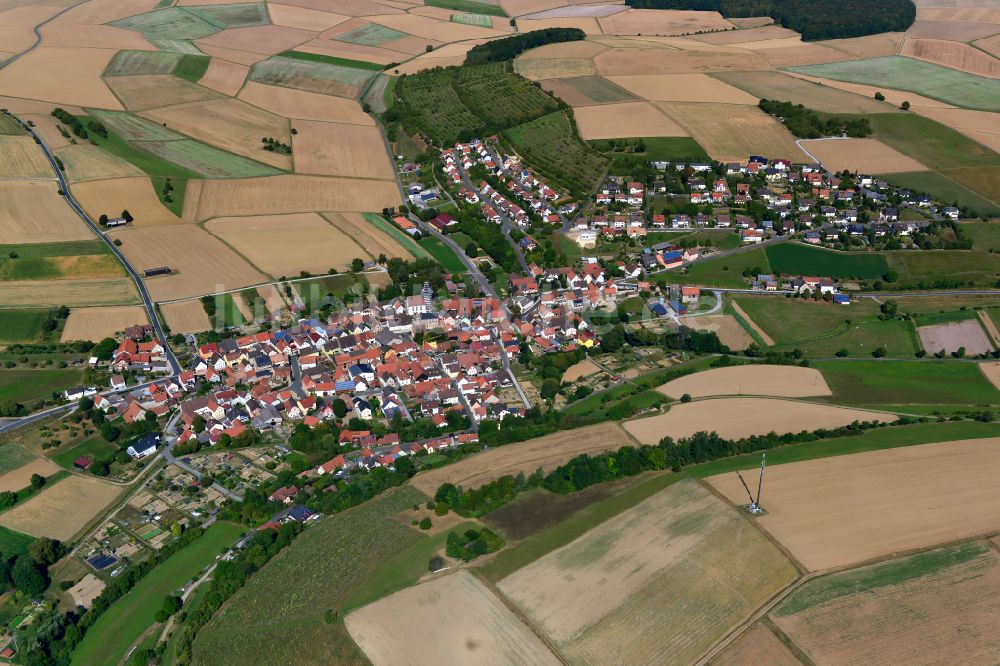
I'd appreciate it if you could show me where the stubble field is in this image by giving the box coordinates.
[0,135,56,178]
[709,437,1000,571]
[0,457,62,493]
[656,365,832,400]
[0,474,122,541]
[799,138,928,173]
[237,80,375,123]
[160,299,212,334]
[291,120,394,178]
[53,145,144,182]
[658,103,805,162]
[61,305,150,342]
[70,177,180,226]
[574,101,688,139]
[0,180,94,244]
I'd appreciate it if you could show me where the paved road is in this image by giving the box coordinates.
[0,403,75,434]
[455,157,530,274]
[160,413,244,502]
[0,0,85,70]
[4,111,182,375]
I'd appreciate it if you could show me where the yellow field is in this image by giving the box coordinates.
[817,31,905,59]
[21,112,71,149]
[192,175,401,220]
[61,305,149,342]
[53,144,143,182]
[108,225,266,301]
[514,56,598,80]
[71,177,180,226]
[205,212,368,275]
[238,81,375,123]
[800,138,928,173]
[322,211,415,263]
[143,98,291,169]
[0,180,93,243]
[0,135,55,178]
[0,475,122,541]
[682,314,754,351]
[599,8,733,35]
[0,458,61,493]
[107,74,221,111]
[913,107,1000,152]
[657,365,831,399]
[498,479,797,666]
[624,397,896,444]
[0,47,122,109]
[346,571,562,666]
[595,45,770,75]
[161,299,212,334]
[606,73,758,103]
[658,102,806,161]
[575,101,688,139]
[902,38,1000,78]
[195,24,316,56]
[291,120,394,178]
[197,58,250,97]
[267,3,350,30]
[518,39,610,59]
[0,278,140,308]
[368,13,506,41]
[38,23,154,50]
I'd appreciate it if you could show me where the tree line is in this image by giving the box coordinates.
[758,99,872,139]
[465,28,586,64]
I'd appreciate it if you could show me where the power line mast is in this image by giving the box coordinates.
[735,453,766,515]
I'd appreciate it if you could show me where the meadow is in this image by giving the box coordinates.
[0,241,122,282]
[815,359,1000,406]
[765,242,889,278]
[0,309,60,344]
[71,522,244,666]
[662,246,770,289]
[0,368,86,404]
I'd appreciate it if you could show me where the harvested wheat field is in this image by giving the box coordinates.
[711,623,801,666]
[291,120,394,178]
[0,279,139,308]
[910,19,1000,41]
[575,101,688,139]
[659,102,805,162]
[323,211,416,261]
[538,75,636,106]
[517,17,604,34]
[51,0,161,25]
[161,299,212,334]
[499,479,798,666]
[594,45,770,75]
[347,571,562,666]
[367,13,505,41]
[625,397,895,445]
[205,212,367,275]
[21,112,71,149]
[0,180,92,244]
[53,144,143,182]
[519,39,610,59]
[192,175,400,220]
[108,225,266,300]
[914,107,1000,151]
[67,574,106,610]
[514,56,598,80]
[107,74,221,111]
[0,458,61,493]
[657,365,831,400]
[981,362,1000,390]
[711,70,894,113]
[683,314,754,352]
[197,43,269,67]
[606,73,757,103]
[598,8,732,35]
[38,23,156,50]
[750,42,851,68]
[70,177,179,226]
[143,98,291,169]
[0,47,122,109]
[198,58,249,96]
[978,32,1000,60]
[562,358,601,382]
[772,541,1000,665]
[692,24,798,45]
[818,32,906,59]
[61,306,149,342]
[238,80,373,123]
[709,437,1000,571]
[0,135,55,178]
[0,475,122,541]
[411,421,634,495]
[196,24,316,55]
[800,138,927,173]
[268,3,350,30]
[902,38,1000,78]
[917,319,994,355]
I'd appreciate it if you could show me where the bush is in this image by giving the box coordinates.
[434,502,450,516]
[418,517,432,530]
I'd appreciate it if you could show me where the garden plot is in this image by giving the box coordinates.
[917,319,994,355]
[606,73,757,104]
[624,397,895,445]
[574,101,688,139]
[711,70,894,113]
[0,475,122,541]
[0,47,122,109]
[53,145,144,183]
[656,365,831,400]
[0,135,56,178]
[192,175,400,219]
[249,55,376,97]
[709,437,1000,571]
[346,571,561,666]
[61,306,150,342]
[237,80,373,123]
[161,299,211,334]
[498,479,797,666]
[204,212,368,276]
[772,541,1000,664]
[0,180,93,244]
[290,120,394,178]
[70,177,180,226]
[562,358,601,382]
[657,102,805,162]
[800,138,927,173]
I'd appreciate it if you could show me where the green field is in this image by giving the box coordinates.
[192,487,424,665]
[660,246,770,289]
[504,111,609,198]
[884,248,1000,286]
[173,54,211,83]
[787,56,1000,112]
[766,242,889,279]
[334,23,407,46]
[451,12,494,27]
[880,171,1000,216]
[111,7,221,40]
[0,526,33,556]
[418,236,466,273]
[816,359,1000,406]
[961,222,1000,252]
[910,308,978,326]
[213,293,246,329]
[51,436,119,469]
[591,136,710,162]
[0,241,122,282]
[147,38,203,55]
[0,310,55,344]
[427,0,506,16]
[733,296,921,357]
[277,50,385,71]
[0,368,86,404]
[104,50,182,76]
[249,56,376,97]
[0,445,35,476]
[138,138,280,178]
[181,3,268,29]
[71,522,244,666]
[0,114,23,135]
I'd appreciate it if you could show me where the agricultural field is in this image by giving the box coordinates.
[0,135,55,178]
[917,319,994,356]
[291,120,394,178]
[160,299,212,334]
[710,437,1000,570]
[0,279,140,309]
[412,421,635,495]
[540,75,637,106]
[498,479,797,665]
[61,306,149,342]
[70,177,180,227]
[819,358,1000,407]
[249,56,376,98]
[0,240,122,282]
[53,144,144,183]
[682,314,754,351]
[0,474,121,541]
[800,137,927,174]
[573,101,688,140]
[657,364,831,400]
[624,397,896,444]
[711,70,895,113]
[0,180,93,244]
[712,623,801,666]
[237,81,374,124]
[346,571,560,666]
[766,242,889,278]
[880,171,1000,216]
[0,367,86,404]
[771,541,1000,664]
[104,49,183,76]
[0,457,60,494]
[656,102,805,162]
[106,73,222,112]
[504,111,609,198]
[591,136,710,161]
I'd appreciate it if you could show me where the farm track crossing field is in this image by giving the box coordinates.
[765,242,889,278]
[498,479,797,666]
[788,56,1000,112]
[192,175,401,219]
[711,70,895,113]
[346,571,562,666]
[249,56,376,97]
[411,421,635,495]
[504,111,609,197]
[61,306,149,342]
[0,180,94,244]
[657,102,804,162]
[0,135,59,178]
[772,541,1000,665]
[0,475,121,541]
[711,438,1000,571]
[657,364,831,400]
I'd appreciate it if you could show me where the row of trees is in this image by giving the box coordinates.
[758,99,872,139]
[465,28,586,64]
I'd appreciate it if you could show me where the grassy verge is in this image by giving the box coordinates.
[418,236,466,273]
[276,50,384,71]
[360,213,432,261]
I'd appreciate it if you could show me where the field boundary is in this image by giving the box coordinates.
[730,301,775,346]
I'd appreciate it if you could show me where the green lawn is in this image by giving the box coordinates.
[960,222,1000,252]
[71,522,244,666]
[277,50,385,71]
[0,368,85,404]
[0,525,33,556]
[418,236,466,273]
[911,308,978,326]
[816,360,1000,406]
[660,246,769,289]
[766,242,889,279]
[51,436,119,469]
